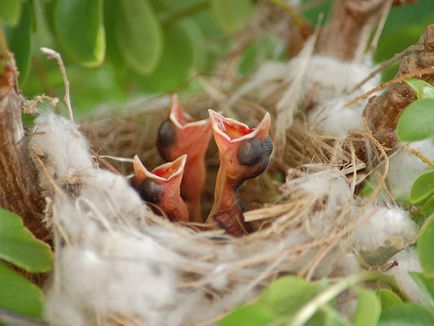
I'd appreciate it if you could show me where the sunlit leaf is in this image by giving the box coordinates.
[418,216,434,276]
[0,208,53,273]
[378,303,434,326]
[410,272,434,306]
[5,2,32,85]
[410,171,434,204]
[422,195,434,217]
[0,0,22,27]
[115,0,162,74]
[376,289,402,309]
[218,305,275,326]
[54,0,105,67]
[135,20,197,92]
[396,98,434,141]
[354,290,381,326]
[0,262,43,318]
[209,0,252,32]
[258,276,319,316]
[405,79,434,99]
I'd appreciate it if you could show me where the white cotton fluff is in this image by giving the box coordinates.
[305,56,380,137]
[307,97,366,137]
[387,139,434,200]
[30,113,94,187]
[386,248,429,305]
[353,206,417,265]
[303,56,379,104]
[295,170,353,234]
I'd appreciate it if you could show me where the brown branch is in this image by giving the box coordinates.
[0,54,48,241]
[363,24,434,149]
[316,0,385,61]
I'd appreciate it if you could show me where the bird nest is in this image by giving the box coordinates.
[28,94,387,325]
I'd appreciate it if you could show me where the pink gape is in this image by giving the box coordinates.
[133,155,189,222]
[208,110,273,237]
[157,95,212,223]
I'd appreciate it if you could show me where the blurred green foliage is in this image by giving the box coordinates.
[1,0,434,116]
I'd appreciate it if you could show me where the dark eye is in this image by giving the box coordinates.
[139,179,163,203]
[157,120,176,149]
[237,137,273,166]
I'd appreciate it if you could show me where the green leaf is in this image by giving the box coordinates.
[5,2,32,85]
[410,171,434,204]
[378,303,434,326]
[418,216,434,276]
[354,290,381,326]
[0,208,53,272]
[376,289,403,309]
[0,0,22,26]
[396,98,434,141]
[115,0,162,74]
[135,20,197,92]
[410,272,434,305]
[209,0,252,32]
[258,276,319,316]
[218,305,275,326]
[422,195,434,217]
[405,79,434,99]
[0,262,43,318]
[54,0,105,67]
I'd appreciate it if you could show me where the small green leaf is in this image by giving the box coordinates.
[405,78,434,99]
[396,98,434,141]
[0,208,53,273]
[376,289,402,309]
[115,0,162,74]
[354,290,381,326]
[258,276,319,316]
[410,272,434,305]
[0,0,22,26]
[418,216,434,276]
[378,303,434,326]
[54,0,105,67]
[422,195,434,217]
[0,262,43,318]
[209,0,252,32]
[5,2,32,85]
[135,20,197,92]
[218,305,275,326]
[410,171,434,204]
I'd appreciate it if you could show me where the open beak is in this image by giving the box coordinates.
[207,110,273,236]
[133,154,189,222]
[156,95,212,223]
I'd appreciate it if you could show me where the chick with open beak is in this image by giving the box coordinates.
[156,95,212,223]
[208,110,273,237]
[132,154,189,223]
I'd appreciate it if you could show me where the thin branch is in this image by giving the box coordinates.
[345,67,434,108]
[40,47,73,122]
[365,0,393,57]
[409,147,434,169]
[348,44,424,94]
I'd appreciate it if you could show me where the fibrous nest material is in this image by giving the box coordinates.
[27,92,399,325]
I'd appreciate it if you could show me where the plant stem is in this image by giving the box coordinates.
[291,271,403,326]
[161,1,209,28]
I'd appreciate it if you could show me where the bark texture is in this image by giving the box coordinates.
[317,0,385,61]
[364,24,434,148]
[0,54,47,241]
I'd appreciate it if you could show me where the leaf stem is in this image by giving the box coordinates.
[291,271,404,326]
[409,147,434,170]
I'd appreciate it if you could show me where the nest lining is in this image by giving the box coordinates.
[26,89,401,326]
